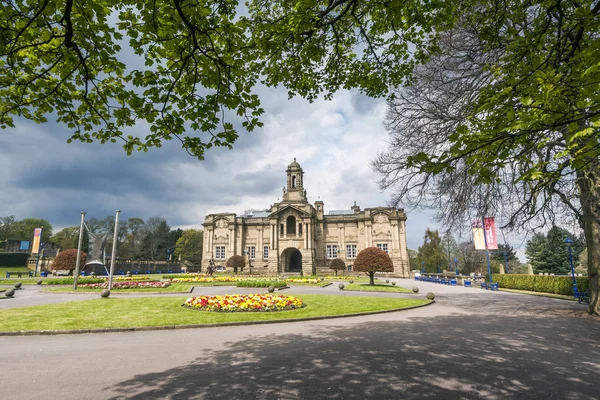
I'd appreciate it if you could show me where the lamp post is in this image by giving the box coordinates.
[564,236,578,296]
[454,258,459,275]
[421,261,425,274]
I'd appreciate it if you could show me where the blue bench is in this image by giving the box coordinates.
[574,288,590,304]
[6,271,32,278]
[464,280,472,287]
[480,282,499,291]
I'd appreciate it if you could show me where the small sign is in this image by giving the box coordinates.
[20,241,30,250]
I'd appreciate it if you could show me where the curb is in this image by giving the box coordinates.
[0,300,435,337]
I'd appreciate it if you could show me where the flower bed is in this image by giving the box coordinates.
[323,276,357,280]
[284,278,320,284]
[183,294,304,312]
[78,281,171,289]
[112,276,150,281]
[236,281,287,288]
[172,276,275,283]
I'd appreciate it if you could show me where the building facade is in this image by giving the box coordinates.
[201,160,410,276]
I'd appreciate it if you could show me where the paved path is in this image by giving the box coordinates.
[1,279,598,399]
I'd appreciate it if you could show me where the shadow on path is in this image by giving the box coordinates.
[106,311,600,399]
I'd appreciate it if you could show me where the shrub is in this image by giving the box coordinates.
[44,277,104,285]
[0,253,30,267]
[52,249,87,273]
[226,255,246,273]
[328,258,346,276]
[354,247,394,285]
[492,274,589,295]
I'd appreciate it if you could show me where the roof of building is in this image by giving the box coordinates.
[328,210,355,215]
[245,211,270,218]
[288,158,301,169]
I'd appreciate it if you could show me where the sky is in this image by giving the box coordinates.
[0,79,534,263]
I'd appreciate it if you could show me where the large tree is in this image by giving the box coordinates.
[50,226,79,250]
[372,4,600,313]
[139,217,170,260]
[525,226,584,274]
[417,229,446,273]
[0,0,454,158]
[174,229,203,267]
[354,247,394,285]
[7,218,53,243]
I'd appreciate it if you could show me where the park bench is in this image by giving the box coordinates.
[464,280,472,287]
[480,282,499,291]
[6,271,32,278]
[574,288,591,304]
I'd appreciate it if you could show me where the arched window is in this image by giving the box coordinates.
[292,175,296,188]
[286,216,296,234]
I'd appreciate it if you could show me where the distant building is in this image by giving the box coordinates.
[202,159,410,276]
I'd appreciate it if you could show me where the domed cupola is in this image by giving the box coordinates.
[283,158,307,203]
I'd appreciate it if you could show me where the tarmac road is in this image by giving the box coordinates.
[1,279,598,400]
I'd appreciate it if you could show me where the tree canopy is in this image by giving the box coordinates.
[525,226,584,274]
[354,247,393,285]
[328,258,346,276]
[174,229,203,267]
[417,229,445,273]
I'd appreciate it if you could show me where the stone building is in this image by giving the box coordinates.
[201,159,410,276]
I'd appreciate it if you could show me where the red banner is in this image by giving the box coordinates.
[484,217,498,250]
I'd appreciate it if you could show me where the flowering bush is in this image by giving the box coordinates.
[173,276,274,283]
[112,276,150,281]
[236,281,287,288]
[183,294,305,312]
[284,278,320,284]
[78,281,171,289]
[323,276,357,280]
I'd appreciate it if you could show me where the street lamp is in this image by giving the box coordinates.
[564,236,578,297]
[421,261,425,274]
[454,258,459,275]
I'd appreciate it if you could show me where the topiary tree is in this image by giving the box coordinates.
[354,247,394,286]
[329,258,346,277]
[51,249,87,275]
[226,255,246,274]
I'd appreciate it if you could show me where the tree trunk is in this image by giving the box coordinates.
[576,166,600,315]
[369,272,375,286]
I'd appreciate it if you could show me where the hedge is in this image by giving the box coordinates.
[236,281,287,288]
[492,274,589,296]
[0,253,30,267]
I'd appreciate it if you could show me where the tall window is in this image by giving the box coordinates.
[298,223,303,235]
[286,215,296,234]
[326,244,338,259]
[263,246,269,260]
[246,246,256,260]
[280,223,284,235]
[215,246,225,260]
[346,244,357,259]
[376,243,389,254]
[292,175,296,188]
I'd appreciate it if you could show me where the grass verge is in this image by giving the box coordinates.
[0,294,429,332]
[343,284,413,293]
[498,288,576,301]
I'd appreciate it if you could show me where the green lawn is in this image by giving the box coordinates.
[343,284,413,293]
[43,283,193,293]
[0,294,430,332]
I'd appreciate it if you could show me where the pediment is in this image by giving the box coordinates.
[269,205,313,218]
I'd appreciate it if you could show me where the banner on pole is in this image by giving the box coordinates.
[31,228,42,254]
[472,219,485,250]
[472,218,498,250]
[484,217,498,250]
